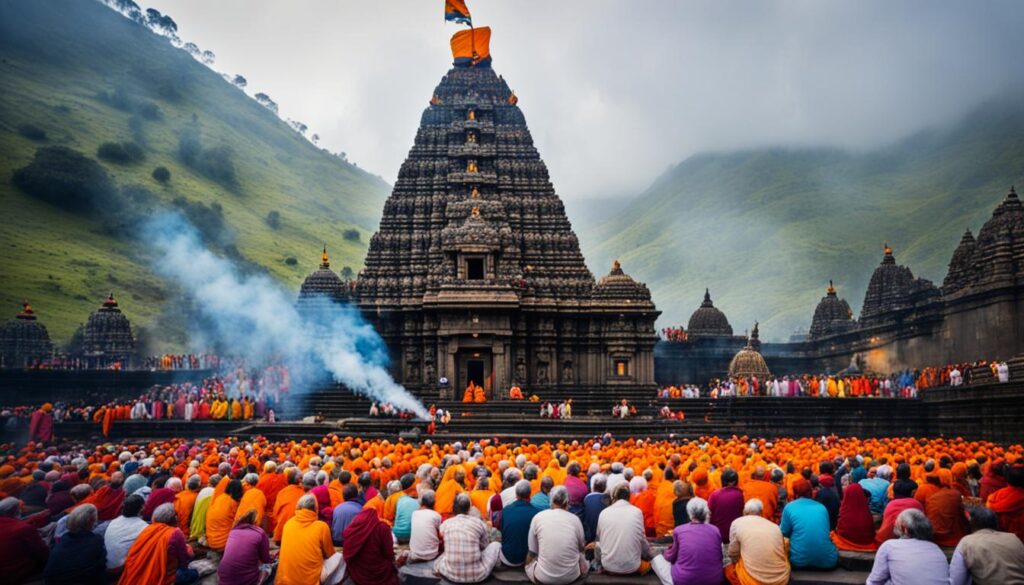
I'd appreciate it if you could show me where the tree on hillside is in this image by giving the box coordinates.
[201,50,216,65]
[232,75,247,89]
[289,120,308,136]
[183,42,200,57]
[145,8,162,28]
[311,134,320,146]
[254,93,279,114]
[12,146,116,213]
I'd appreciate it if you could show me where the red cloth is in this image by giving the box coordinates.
[980,463,1008,503]
[80,485,125,522]
[835,484,875,546]
[0,516,49,584]
[987,486,1024,543]
[342,508,398,585]
[310,484,334,525]
[875,497,923,544]
[925,487,968,547]
[142,487,177,522]
[28,409,53,443]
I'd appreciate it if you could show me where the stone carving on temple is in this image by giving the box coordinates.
[859,244,940,327]
[809,281,855,340]
[78,293,136,368]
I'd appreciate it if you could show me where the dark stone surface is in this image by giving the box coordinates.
[0,302,52,367]
[77,293,136,367]
[687,289,733,337]
[809,282,854,340]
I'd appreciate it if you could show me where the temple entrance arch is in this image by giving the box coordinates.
[457,349,493,396]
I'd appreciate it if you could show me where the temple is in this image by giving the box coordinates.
[75,293,136,368]
[0,302,53,368]
[297,246,351,317]
[353,42,659,400]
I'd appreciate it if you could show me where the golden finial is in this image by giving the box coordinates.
[321,244,330,268]
[827,280,835,294]
[471,206,480,217]
[884,242,892,256]
[612,259,621,271]
[471,187,480,198]
[467,109,475,121]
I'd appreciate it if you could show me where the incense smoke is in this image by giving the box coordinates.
[144,212,429,419]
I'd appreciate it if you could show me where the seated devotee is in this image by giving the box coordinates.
[651,497,722,585]
[866,509,950,585]
[174,475,201,534]
[206,478,243,551]
[876,476,923,544]
[342,507,399,585]
[278,494,346,585]
[950,506,1024,585]
[189,474,218,541]
[725,499,790,585]
[582,474,610,544]
[435,466,467,519]
[924,472,968,547]
[509,385,524,400]
[652,468,677,537]
[392,474,420,543]
[272,469,305,543]
[830,483,878,551]
[780,478,838,570]
[814,460,841,529]
[103,494,147,572]
[55,483,93,541]
[468,476,493,518]
[142,475,180,521]
[860,464,892,515]
[671,480,693,528]
[408,489,442,562]
[526,486,588,585]
[331,484,363,545]
[500,480,543,567]
[532,475,554,510]
[43,504,106,585]
[82,471,126,527]
[709,468,745,544]
[218,509,273,585]
[630,472,657,535]
[0,496,49,585]
[235,473,267,527]
[595,483,653,576]
[119,502,198,585]
[743,465,780,521]
[435,493,502,583]
[987,462,1024,542]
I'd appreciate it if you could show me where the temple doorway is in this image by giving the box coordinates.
[458,349,492,395]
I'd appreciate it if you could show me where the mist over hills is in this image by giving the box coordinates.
[0,0,389,348]
[578,95,1024,340]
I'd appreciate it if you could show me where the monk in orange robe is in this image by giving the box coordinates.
[469,476,494,519]
[205,479,242,550]
[434,466,466,518]
[631,480,657,536]
[256,463,287,530]
[924,484,967,547]
[653,469,679,537]
[235,478,268,527]
[986,466,1024,542]
[173,479,200,534]
[117,521,182,585]
[273,471,306,543]
[741,465,779,520]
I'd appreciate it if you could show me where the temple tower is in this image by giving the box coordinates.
[809,281,855,339]
[0,302,53,367]
[297,246,350,316]
[687,289,733,338]
[78,293,136,368]
[356,34,659,399]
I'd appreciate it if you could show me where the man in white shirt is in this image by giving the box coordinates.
[526,486,587,585]
[499,468,523,509]
[408,490,443,562]
[595,483,652,575]
[605,462,627,496]
[103,494,147,570]
[950,367,962,387]
[997,361,1010,383]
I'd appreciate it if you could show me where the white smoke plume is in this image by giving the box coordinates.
[145,212,429,419]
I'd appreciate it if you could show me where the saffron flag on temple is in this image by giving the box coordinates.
[445,0,472,25]
[451,26,491,67]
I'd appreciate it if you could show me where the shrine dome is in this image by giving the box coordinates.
[687,289,733,337]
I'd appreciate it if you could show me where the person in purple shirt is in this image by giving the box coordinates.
[708,468,744,544]
[652,497,723,585]
[563,462,589,517]
[866,508,950,585]
[218,509,273,585]
[331,483,364,545]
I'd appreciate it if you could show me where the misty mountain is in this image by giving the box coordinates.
[0,0,389,347]
[580,95,1024,340]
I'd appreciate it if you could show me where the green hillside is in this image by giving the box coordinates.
[0,0,389,350]
[582,96,1024,340]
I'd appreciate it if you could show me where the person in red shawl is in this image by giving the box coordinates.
[118,503,197,585]
[875,478,923,544]
[830,484,877,551]
[141,476,181,522]
[987,463,1024,543]
[342,507,399,585]
[0,496,49,585]
[980,459,1009,503]
[79,472,126,524]
[28,403,54,444]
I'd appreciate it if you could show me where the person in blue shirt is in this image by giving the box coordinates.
[331,483,364,545]
[531,476,554,510]
[780,478,838,570]
[859,465,892,515]
[499,480,542,566]
[583,474,610,544]
[392,474,420,543]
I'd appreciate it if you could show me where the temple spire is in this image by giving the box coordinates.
[882,242,895,265]
[827,280,836,295]
[17,300,36,320]
[320,244,330,269]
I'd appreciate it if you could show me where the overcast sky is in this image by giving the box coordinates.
[146,0,1023,200]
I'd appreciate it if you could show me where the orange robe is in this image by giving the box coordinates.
[742,479,779,520]
[205,494,238,551]
[174,489,199,534]
[117,523,176,585]
[434,468,464,517]
[469,489,492,519]
[277,508,335,585]
[987,486,1024,542]
[236,487,268,527]
[273,485,306,543]
[631,488,657,535]
[924,488,967,547]
[256,473,287,530]
[653,480,677,537]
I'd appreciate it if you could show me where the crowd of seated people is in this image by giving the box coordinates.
[0,433,1022,584]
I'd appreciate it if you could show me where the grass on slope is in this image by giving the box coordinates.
[582,97,1024,339]
[0,0,390,349]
